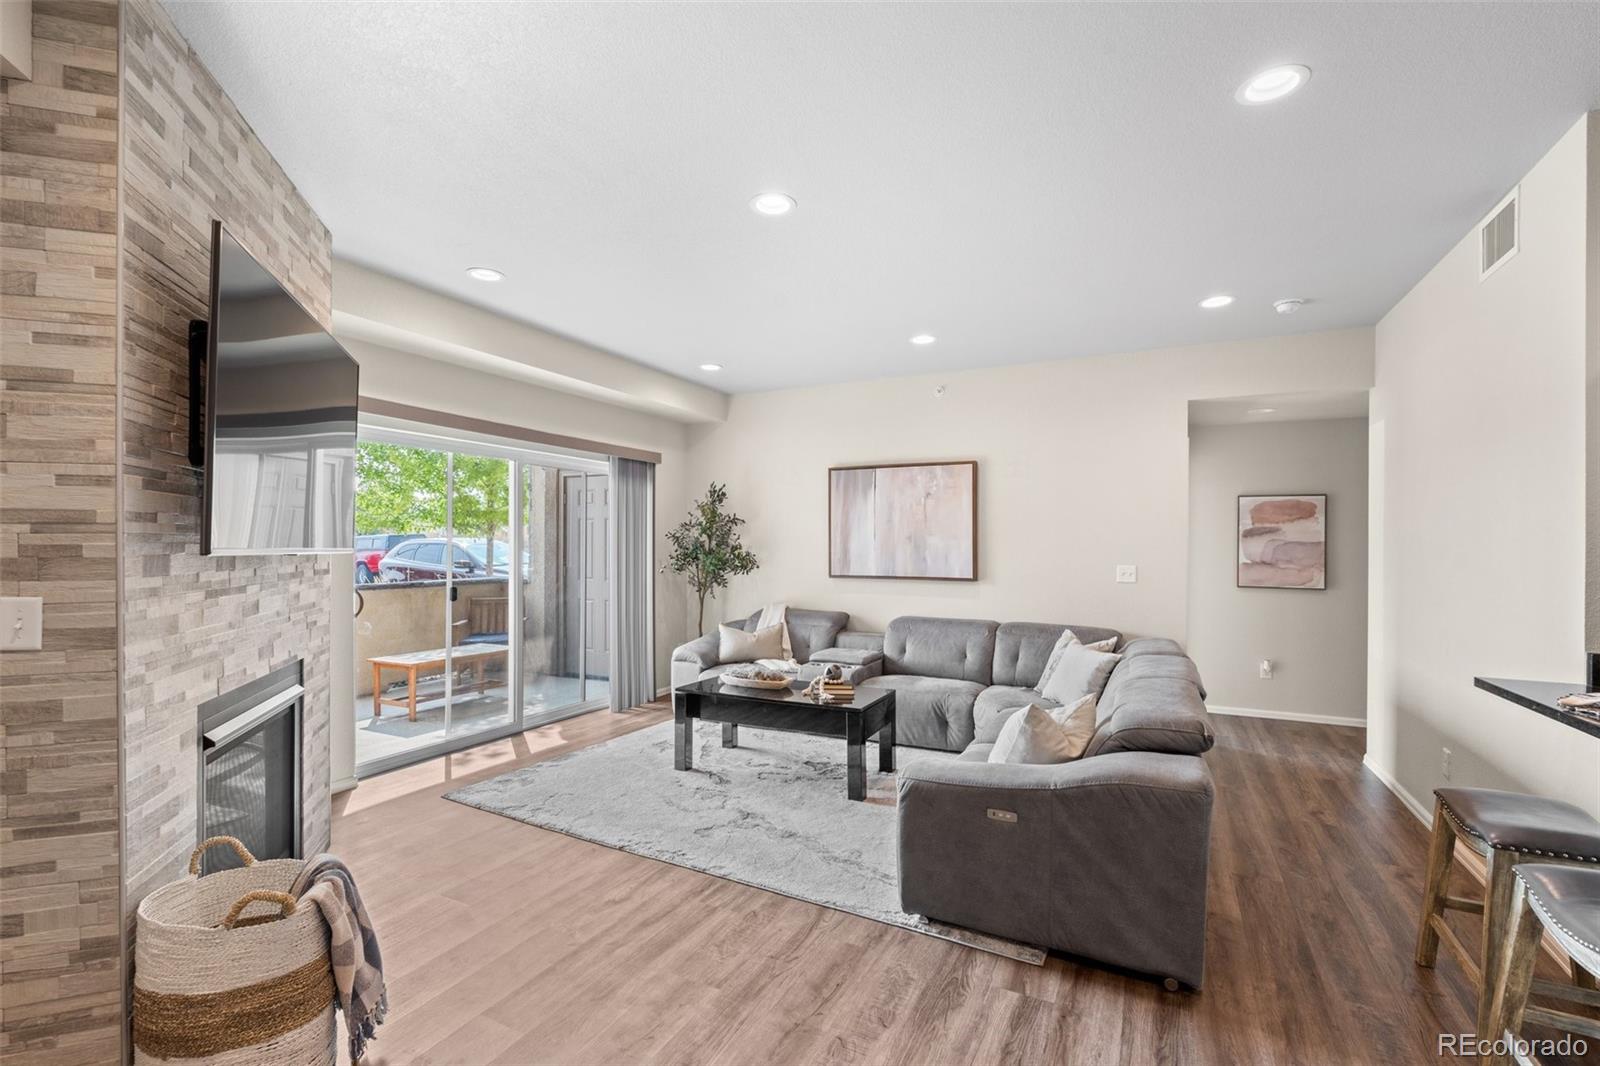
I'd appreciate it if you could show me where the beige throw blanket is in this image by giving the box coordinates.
[291,855,388,1062]
[757,602,793,660]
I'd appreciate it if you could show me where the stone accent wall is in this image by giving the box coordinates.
[0,2,124,1061]
[118,0,334,925]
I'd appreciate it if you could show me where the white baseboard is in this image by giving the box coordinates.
[331,775,359,796]
[655,685,672,699]
[1206,704,1366,729]
[1360,753,1572,969]
[1360,753,1432,824]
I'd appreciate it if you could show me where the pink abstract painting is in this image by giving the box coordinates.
[829,461,977,580]
[1238,494,1326,589]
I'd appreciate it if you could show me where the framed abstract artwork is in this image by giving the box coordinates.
[1238,494,1326,589]
[828,461,977,581]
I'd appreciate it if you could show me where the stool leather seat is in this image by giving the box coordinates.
[1514,864,1600,959]
[1435,787,1600,862]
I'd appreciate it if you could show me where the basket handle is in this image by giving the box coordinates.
[189,836,256,876]
[219,890,297,929]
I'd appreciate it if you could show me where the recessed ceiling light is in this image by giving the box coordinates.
[1199,295,1234,309]
[466,266,504,282]
[1248,407,1277,415]
[749,192,795,216]
[699,363,723,372]
[909,334,937,346]
[1235,64,1311,105]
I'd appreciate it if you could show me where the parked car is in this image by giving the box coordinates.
[354,533,420,584]
[377,538,515,583]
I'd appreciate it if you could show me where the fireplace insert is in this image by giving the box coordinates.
[196,660,304,875]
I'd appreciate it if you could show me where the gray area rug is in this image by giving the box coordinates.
[444,721,1045,964]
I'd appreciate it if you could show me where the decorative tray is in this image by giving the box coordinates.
[718,674,792,690]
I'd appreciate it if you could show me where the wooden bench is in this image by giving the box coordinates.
[368,643,509,722]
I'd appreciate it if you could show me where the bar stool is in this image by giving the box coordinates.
[1414,787,1600,1035]
[1481,864,1600,1066]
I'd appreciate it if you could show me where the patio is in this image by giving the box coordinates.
[355,672,610,768]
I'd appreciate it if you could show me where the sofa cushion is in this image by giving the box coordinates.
[1118,636,1187,661]
[992,622,1121,688]
[1084,660,1213,758]
[742,608,848,663]
[956,742,994,763]
[808,647,881,667]
[1098,652,1206,715]
[835,631,885,653]
[973,685,1059,744]
[883,616,998,685]
[858,674,984,751]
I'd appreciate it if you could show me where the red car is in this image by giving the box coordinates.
[353,533,419,584]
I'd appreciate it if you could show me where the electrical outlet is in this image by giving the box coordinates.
[1115,565,1137,584]
[1441,747,1452,780]
[1259,659,1273,679]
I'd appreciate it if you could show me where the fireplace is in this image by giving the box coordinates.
[196,660,304,875]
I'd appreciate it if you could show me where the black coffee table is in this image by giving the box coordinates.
[672,677,896,801]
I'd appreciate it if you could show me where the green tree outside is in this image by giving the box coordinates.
[355,442,511,574]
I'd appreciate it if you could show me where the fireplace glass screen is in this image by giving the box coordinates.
[203,715,297,874]
[198,661,303,876]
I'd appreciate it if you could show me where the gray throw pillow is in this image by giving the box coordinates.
[1039,641,1122,703]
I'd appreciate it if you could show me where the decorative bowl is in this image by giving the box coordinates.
[718,675,792,690]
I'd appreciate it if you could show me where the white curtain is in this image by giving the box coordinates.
[608,457,655,710]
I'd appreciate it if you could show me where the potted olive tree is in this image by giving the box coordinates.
[664,483,758,635]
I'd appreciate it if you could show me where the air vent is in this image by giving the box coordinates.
[1479,186,1519,280]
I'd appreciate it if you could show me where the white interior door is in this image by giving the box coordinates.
[583,475,610,679]
[563,474,584,678]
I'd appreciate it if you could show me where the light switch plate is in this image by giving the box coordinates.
[1115,565,1137,584]
[1,597,44,652]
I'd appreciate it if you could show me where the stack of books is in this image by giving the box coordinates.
[818,679,855,704]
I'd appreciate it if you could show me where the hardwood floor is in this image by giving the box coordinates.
[333,705,1597,1065]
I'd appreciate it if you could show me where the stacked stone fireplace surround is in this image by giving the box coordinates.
[0,2,335,1060]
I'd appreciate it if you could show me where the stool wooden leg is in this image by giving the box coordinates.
[1482,881,1543,1066]
[1478,849,1520,1038]
[1572,956,1598,991]
[1416,797,1458,967]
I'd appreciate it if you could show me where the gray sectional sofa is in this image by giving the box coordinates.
[670,608,1216,988]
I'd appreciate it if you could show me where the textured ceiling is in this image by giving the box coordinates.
[163,1,1600,393]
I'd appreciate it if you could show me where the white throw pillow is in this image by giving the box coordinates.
[987,697,1098,765]
[1037,630,1117,692]
[718,623,784,663]
[1039,641,1122,704]
[980,692,1091,746]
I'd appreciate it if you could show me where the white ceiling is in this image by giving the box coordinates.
[163,1,1600,394]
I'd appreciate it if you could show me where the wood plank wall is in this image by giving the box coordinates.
[0,2,124,1062]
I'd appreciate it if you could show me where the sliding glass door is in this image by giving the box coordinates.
[445,451,515,742]
[354,429,612,776]
[518,466,611,724]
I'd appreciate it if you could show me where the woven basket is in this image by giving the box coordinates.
[134,837,336,1065]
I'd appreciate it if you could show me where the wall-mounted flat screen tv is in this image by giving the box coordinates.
[201,221,358,555]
